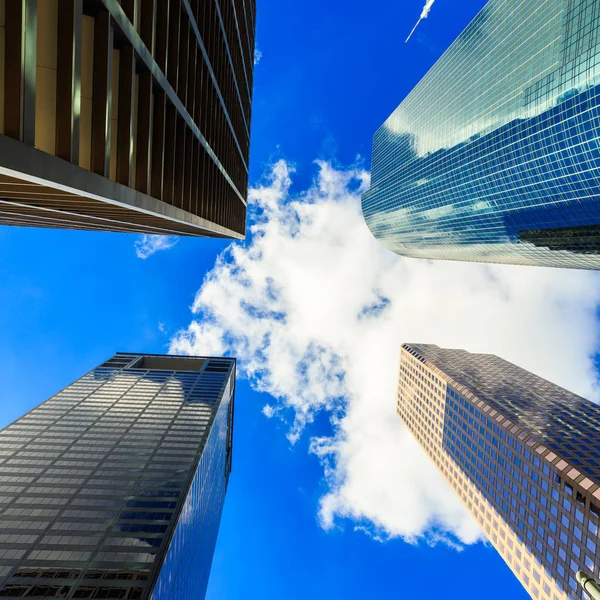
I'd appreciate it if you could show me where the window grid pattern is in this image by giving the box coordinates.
[398,344,600,600]
[363,0,600,269]
[0,353,235,600]
[150,376,231,600]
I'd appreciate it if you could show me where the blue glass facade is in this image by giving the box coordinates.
[363,0,600,268]
[150,375,233,600]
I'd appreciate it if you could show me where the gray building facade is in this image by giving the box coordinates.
[0,352,235,599]
[398,343,600,600]
[363,0,600,268]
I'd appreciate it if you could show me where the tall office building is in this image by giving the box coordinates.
[363,0,600,269]
[0,352,236,599]
[398,343,600,600]
[0,0,255,238]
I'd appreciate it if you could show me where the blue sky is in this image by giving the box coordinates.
[3,0,600,598]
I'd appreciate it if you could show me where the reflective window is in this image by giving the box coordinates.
[363,0,600,270]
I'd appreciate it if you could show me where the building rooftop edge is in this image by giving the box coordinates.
[399,344,600,499]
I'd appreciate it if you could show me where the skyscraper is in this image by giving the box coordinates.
[0,0,255,239]
[362,0,600,269]
[0,352,235,599]
[398,343,600,600]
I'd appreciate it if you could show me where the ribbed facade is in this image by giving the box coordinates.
[398,343,600,600]
[363,0,600,269]
[0,0,255,238]
[0,353,235,599]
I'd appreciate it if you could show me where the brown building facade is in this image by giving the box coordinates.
[398,343,600,600]
[0,0,255,238]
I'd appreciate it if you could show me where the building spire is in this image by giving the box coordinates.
[405,0,436,42]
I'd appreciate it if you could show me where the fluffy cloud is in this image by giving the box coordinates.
[254,49,262,66]
[170,159,600,544]
[134,234,178,259]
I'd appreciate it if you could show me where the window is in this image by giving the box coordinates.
[538,509,546,522]
[560,531,568,544]
[72,588,143,599]
[559,547,567,561]
[0,585,71,597]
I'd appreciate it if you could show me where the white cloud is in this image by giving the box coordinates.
[254,49,262,66]
[262,404,278,418]
[170,159,600,544]
[135,234,178,259]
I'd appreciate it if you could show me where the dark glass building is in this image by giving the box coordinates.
[0,0,255,239]
[399,343,600,600]
[363,0,600,268]
[0,352,236,599]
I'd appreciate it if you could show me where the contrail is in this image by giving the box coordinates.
[405,0,436,43]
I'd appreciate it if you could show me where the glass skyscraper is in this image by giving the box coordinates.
[398,343,600,600]
[363,0,600,268]
[0,352,235,599]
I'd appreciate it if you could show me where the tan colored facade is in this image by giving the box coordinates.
[398,344,600,600]
[0,0,255,238]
